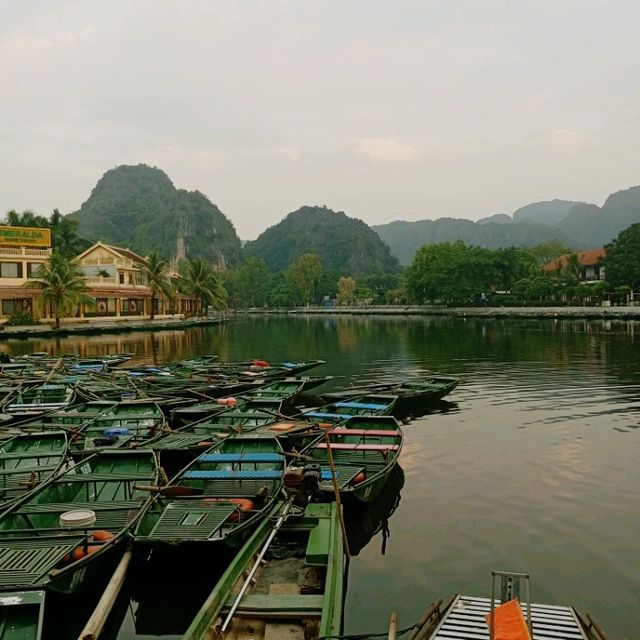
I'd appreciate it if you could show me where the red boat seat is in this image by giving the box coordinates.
[329,429,400,437]
[314,443,399,451]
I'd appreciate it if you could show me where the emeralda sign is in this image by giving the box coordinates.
[0,226,51,247]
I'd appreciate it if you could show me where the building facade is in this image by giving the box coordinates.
[0,226,51,320]
[76,242,195,318]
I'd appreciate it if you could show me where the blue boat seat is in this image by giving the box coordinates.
[197,453,283,463]
[334,401,388,410]
[304,412,344,419]
[183,470,282,480]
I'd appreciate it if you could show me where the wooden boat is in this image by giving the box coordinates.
[0,449,159,594]
[182,502,343,640]
[136,435,285,548]
[73,400,167,454]
[412,570,606,640]
[320,375,459,414]
[4,384,76,418]
[0,432,68,511]
[298,415,403,503]
[300,393,398,425]
[0,590,45,640]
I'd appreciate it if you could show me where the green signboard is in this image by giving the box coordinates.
[0,226,51,247]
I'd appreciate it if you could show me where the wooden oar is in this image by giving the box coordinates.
[133,485,203,497]
[281,451,315,462]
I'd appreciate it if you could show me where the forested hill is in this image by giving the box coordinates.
[374,187,640,265]
[69,164,243,268]
[244,206,399,275]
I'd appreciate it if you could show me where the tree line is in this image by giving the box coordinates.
[4,209,640,316]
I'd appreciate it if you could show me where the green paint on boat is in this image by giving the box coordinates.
[0,590,45,640]
[182,502,343,640]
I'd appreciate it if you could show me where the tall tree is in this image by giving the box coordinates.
[179,258,228,315]
[604,223,640,288]
[136,252,174,320]
[236,257,270,307]
[28,252,95,329]
[336,276,356,306]
[49,209,91,258]
[284,254,324,305]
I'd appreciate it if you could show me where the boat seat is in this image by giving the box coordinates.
[62,473,153,482]
[197,453,282,463]
[329,429,400,437]
[303,412,345,420]
[315,443,399,452]
[305,518,331,566]
[17,500,142,514]
[334,402,389,410]
[224,594,324,616]
[183,470,281,480]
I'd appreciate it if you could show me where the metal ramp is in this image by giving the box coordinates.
[148,501,236,541]
[431,595,588,639]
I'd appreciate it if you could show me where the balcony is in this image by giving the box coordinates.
[0,247,51,258]
[84,276,118,286]
[81,258,126,267]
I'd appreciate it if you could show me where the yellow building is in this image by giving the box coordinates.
[76,242,195,318]
[0,226,51,320]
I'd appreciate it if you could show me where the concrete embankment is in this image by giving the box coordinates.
[234,305,640,319]
[0,316,227,340]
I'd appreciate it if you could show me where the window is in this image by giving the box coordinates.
[0,263,22,278]
[27,262,44,277]
[1,298,30,316]
[119,273,125,284]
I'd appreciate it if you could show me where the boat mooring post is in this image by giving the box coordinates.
[323,430,351,559]
[78,549,132,640]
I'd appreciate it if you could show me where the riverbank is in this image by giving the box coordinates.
[0,316,226,340]
[235,304,640,319]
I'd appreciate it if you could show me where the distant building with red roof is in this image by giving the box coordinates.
[543,247,606,282]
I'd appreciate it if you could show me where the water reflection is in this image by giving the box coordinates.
[2,316,638,639]
[345,465,405,557]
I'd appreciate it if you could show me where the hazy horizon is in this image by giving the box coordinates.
[2,1,639,240]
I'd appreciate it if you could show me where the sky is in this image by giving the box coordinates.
[2,0,640,240]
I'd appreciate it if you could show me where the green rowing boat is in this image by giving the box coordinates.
[182,502,343,640]
[0,432,68,512]
[136,435,285,548]
[300,393,398,425]
[299,415,403,503]
[0,590,45,640]
[0,449,159,594]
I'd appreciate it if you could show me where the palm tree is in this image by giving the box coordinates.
[29,252,95,329]
[136,252,174,320]
[178,258,227,316]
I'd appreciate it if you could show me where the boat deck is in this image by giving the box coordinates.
[431,595,588,640]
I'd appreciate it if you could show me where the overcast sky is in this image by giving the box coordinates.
[2,1,639,239]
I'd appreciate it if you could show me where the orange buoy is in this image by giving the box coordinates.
[251,359,269,368]
[66,545,102,563]
[352,472,366,485]
[216,397,237,407]
[92,530,115,542]
[203,497,256,522]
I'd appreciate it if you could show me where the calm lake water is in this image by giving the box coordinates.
[8,316,639,639]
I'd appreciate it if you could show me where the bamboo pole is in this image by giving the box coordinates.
[78,550,132,640]
[388,612,398,640]
[323,430,351,560]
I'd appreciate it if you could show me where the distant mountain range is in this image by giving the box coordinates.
[64,165,640,271]
[374,188,640,265]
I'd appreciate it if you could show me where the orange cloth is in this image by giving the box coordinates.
[485,599,532,640]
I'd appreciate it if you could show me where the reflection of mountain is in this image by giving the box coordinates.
[344,464,405,556]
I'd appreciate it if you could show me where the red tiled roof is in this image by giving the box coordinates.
[543,247,606,272]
